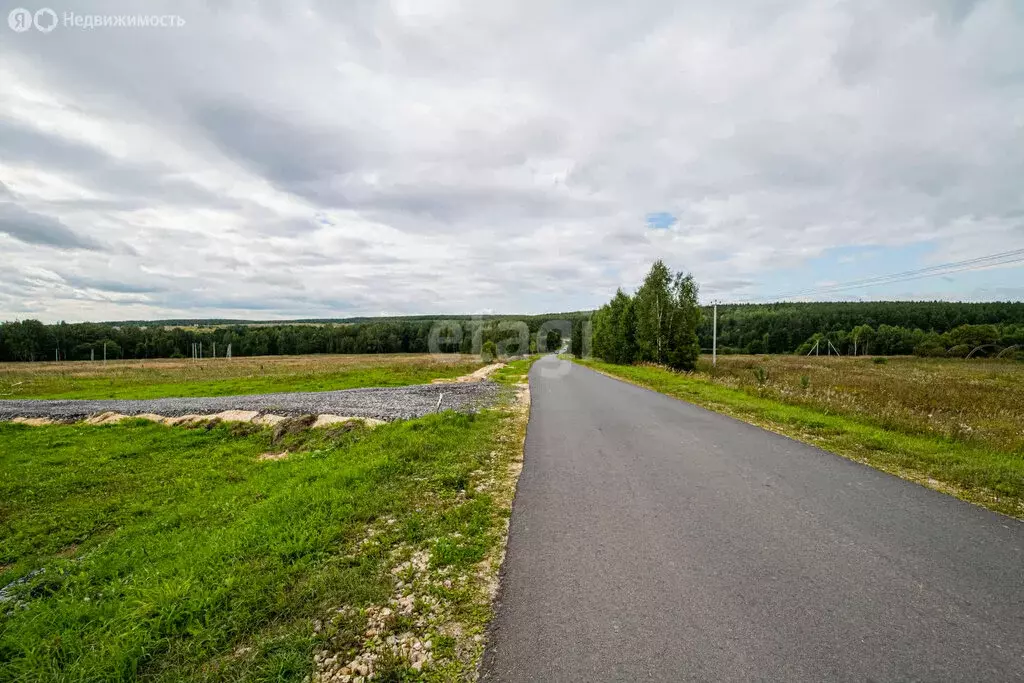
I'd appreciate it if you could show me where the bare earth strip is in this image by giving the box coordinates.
[432,363,506,384]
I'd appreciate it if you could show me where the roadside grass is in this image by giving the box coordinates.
[695,354,1024,455]
[0,395,527,681]
[574,358,1024,519]
[0,354,484,400]
[490,356,540,386]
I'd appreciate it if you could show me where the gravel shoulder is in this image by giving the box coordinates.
[0,381,501,422]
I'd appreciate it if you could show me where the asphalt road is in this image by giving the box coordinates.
[481,355,1024,682]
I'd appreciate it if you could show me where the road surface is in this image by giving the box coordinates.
[481,355,1024,681]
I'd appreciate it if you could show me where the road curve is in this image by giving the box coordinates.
[481,355,1024,681]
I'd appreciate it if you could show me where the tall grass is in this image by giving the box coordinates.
[695,355,1024,454]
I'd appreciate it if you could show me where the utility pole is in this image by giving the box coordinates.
[712,302,718,367]
[103,342,107,364]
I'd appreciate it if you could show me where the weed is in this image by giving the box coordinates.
[271,414,318,444]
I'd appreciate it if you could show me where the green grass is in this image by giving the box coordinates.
[490,356,540,386]
[575,359,1024,519]
[0,409,517,681]
[0,355,484,400]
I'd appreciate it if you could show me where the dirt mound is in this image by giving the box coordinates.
[433,363,504,384]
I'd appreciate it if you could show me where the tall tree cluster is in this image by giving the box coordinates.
[591,261,702,370]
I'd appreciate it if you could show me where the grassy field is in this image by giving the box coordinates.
[0,354,485,400]
[0,358,536,681]
[575,355,1024,518]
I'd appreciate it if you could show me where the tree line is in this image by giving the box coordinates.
[697,301,1024,357]
[4,297,1022,363]
[794,323,1024,358]
[0,316,575,363]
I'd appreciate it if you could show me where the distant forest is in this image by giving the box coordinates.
[0,315,580,362]
[1,301,1023,362]
[699,301,1024,357]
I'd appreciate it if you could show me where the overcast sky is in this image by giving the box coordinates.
[2,0,1022,322]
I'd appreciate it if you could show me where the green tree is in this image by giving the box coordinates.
[482,340,498,362]
[633,261,675,364]
[593,289,636,364]
[665,273,701,370]
[851,324,875,355]
[545,329,562,353]
[632,261,701,370]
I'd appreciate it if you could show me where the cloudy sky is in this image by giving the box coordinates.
[1,0,1022,322]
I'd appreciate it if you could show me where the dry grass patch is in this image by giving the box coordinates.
[0,353,485,400]
[697,355,1024,454]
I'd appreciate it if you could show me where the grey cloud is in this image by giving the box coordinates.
[0,203,103,250]
[0,119,238,212]
[60,274,165,294]
[191,102,370,192]
[1,0,1023,321]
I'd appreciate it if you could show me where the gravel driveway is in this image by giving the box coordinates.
[0,381,502,422]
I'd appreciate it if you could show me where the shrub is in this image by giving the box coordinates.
[872,357,887,365]
[752,366,769,386]
[914,341,947,357]
[481,340,498,363]
[947,344,971,358]
[799,374,810,390]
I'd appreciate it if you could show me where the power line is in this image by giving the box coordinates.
[730,247,1024,303]
[774,248,1024,298]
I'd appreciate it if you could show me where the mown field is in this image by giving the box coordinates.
[0,358,535,681]
[576,355,1024,518]
[0,354,484,400]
